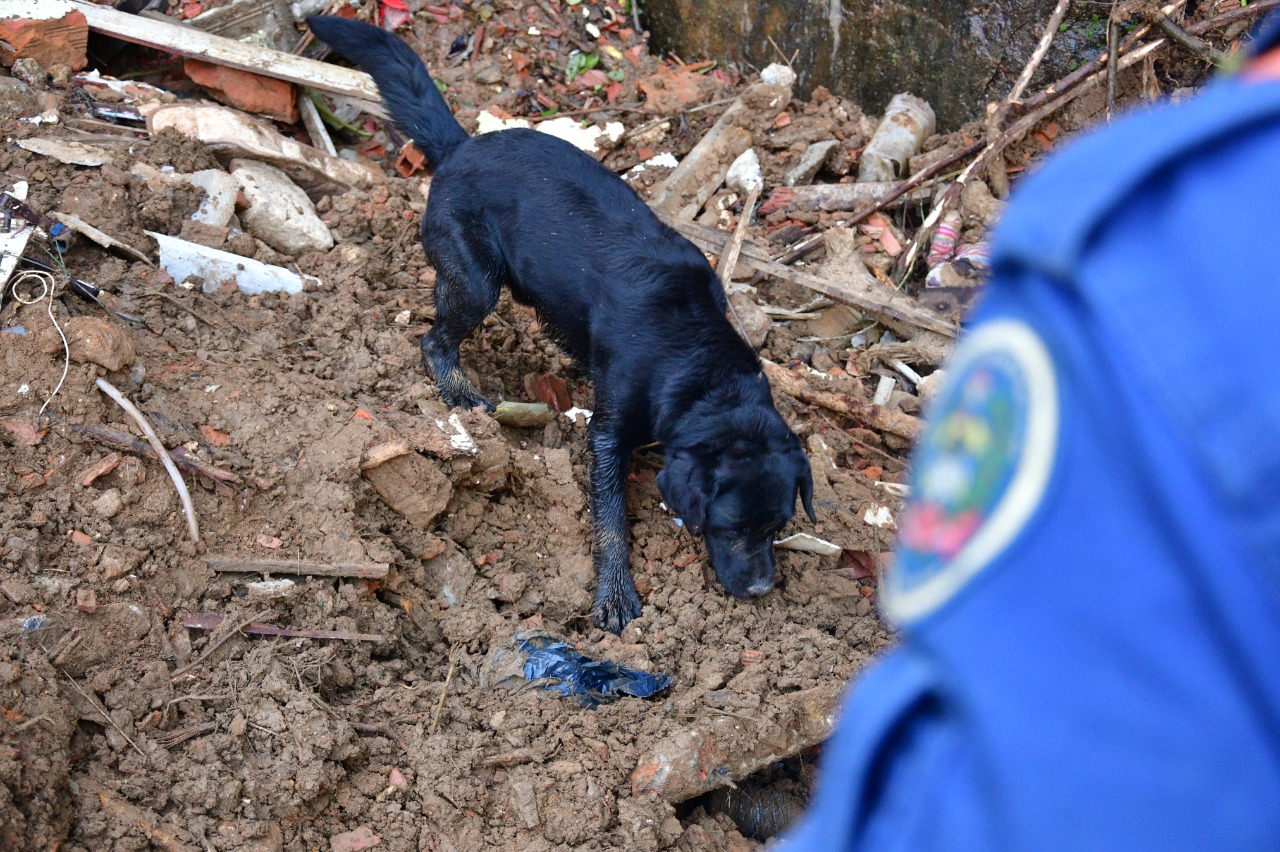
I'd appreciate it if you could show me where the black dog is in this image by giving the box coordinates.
[308,16,816,633]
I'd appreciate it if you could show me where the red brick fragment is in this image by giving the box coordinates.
[0,11,88,71]
[183,59,299,123]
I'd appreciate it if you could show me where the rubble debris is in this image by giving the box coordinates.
[184,59,299,123]
[0,0,87,72]
[651,63,794,214]
[71,0,381,106]
[147,104,382,197]
[857,93,936,183]
[704,780,806,841]
[230,159,334,255]
[60,316,135,372]
[784,139,841,187]
[70,423,241,488]
[361,444,453,530]
[774,533,842,557]
[0,75,37,116]
[762,359,923,442]
[16,137,111,166]
[632,684,839,802]
[130,163,238,227]
[150,231,318,295]
[492,401,554,428]
[205,556,389,579]
[49,213,151,265]
[0,180,34,288]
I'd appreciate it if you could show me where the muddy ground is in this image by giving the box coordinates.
[0,0,1232,847]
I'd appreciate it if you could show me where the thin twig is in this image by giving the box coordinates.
[1154,12,1232,66]
[429,648,459,735]
[61,670,146,757]
[170,611,270,682]
[95,378,200,544]
[1107,20,1121,121]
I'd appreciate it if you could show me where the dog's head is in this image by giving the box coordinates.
[658,427,816,599]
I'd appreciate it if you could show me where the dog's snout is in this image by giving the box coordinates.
[746,578,775,597]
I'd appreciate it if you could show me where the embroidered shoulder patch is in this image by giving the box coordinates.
[884,319,1059,624]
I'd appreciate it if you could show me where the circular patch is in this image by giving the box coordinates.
[884,319,1059,623]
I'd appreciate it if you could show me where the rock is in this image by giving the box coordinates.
[728,291,771,350]
[916,369,947,404]
[473,63,504,85]
[75,588,96,613]
[0,5,88,72]
[92,488,123,519]
[62,316,136,372]
[184,59,298,123]
[231,160,334,256]
[361,448,453,530]
[11,57,45,89]
[961,178,1006,228]
[0,77,37,116]
[98,544,144,579]
[329,824,381,852]
[784,139,840,186]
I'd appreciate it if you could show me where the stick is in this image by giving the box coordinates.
[182,612,386,643]
[429,650,459,736]
[761,360,923,441]
[350,721,408,750]
[716,185,761,282]
[1009,0,1073,106]
[1154,12,1231,66]
[840,140,984,227]
[205,557,390,579]
[69,1,385,112]
[61,670,146,757]
[95,378,199,544]
[68,423,242,486]
[170,611,270,681]
[659,211,958,337]
[76,778,196,852]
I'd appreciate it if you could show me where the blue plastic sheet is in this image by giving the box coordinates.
[517,633,672,710]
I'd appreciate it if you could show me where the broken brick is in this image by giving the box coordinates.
[183,59,299,123]
[0,10,88,72]
[75,588,97,613]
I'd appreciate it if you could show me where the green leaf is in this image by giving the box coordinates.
[566,51,600,82]
[606,68,625,82]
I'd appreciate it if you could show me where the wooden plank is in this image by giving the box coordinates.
[655,210,958,338]
[70,1,386,114]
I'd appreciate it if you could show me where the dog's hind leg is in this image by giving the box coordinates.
[587,421,643,633]
[421,225,504,411]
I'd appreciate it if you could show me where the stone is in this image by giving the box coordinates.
[11,57,45,88]
[230,160,334,256]
[0,6,88,72]
[92,488,123,519]
[727,291,771,350]
[62,316,136,372]
[183,58,299,123]
[804,304,862,341]
[0,77,37,116]
[784,139,840,186]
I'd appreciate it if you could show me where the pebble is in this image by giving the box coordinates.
[92,488,123,519]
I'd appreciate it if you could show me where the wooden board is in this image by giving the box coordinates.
[71,2,386,116]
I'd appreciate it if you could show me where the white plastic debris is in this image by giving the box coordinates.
[0,181,32,290]
[774,533,842,556]
[725,148,763,193]
[149,231,319,295]
[475,110,625,154]
[863,504,896,529]
[434,413,479,456]
[563,407,593,424]
[759,63,797,87]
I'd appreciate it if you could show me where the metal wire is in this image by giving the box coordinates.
[9,269,69,423]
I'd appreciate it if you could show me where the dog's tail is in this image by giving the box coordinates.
[307,15,469,166]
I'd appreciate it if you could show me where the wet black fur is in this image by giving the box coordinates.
[308,16,817,632]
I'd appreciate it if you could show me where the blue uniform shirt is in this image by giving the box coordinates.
[787,20,1280,850]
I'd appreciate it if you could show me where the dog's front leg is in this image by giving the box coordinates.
[587,423,643,633]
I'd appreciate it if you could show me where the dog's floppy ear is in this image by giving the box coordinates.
[794,449,817,523]
[657,449,710,536]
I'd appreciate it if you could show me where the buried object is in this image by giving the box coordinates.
[483,631,671,709]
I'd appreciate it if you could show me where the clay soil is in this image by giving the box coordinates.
[0,39,904,852]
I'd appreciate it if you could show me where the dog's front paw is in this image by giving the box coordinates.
[591,583,643,634]
[442,387,495,412]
